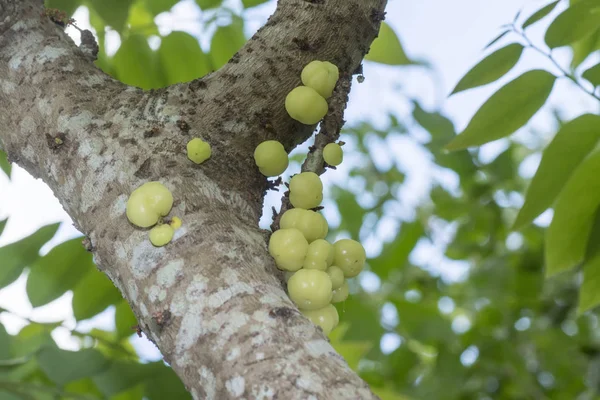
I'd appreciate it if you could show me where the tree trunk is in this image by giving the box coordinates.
[0,0,386,398]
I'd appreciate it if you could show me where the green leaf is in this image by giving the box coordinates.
[582,63,600,87]
[26,238,94,307]
[44,0,79,17]
[93,361,152,396]
[545,0,600,48]
[113,34,165,89]
[450,43,524,95]
[0,325,11,361]
[143,0,178,15]
[0,219,7,238]
[242,0,269,8]
[484,30,510,49]
[445,70,556,151]
[144,364,191,400]
[12,324,56,358]
[329,325,372,371]
[369,220,424,279]
[579,210,600,313]
[127,1,158,36]
[0,223,60,290]
[37,345,109,385]
[514,114,600,229]
[209,22,246,69]
[365,22,413,66]
[88,0,133,32]
[545,149,600,276]
[522,1,560,29]
[0,150,11,179]
[114,301,137,340]
[72,269,123,321]
[571,28,600,67]
[158,31,212,85]
[196,0,222,10]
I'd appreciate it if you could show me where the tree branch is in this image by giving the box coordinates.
[0,0,387,398]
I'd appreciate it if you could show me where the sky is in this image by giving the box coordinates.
[0,0,597,358]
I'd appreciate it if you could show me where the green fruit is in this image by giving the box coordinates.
[323,143,343,166]
[254,140,289,177]
[333,239,366,278]
[301,61,339,98]
[289,172,323,209]
[304,258,328,271]
[326,266,345,290]
[268,228,309,271]
[149,224,174,247]
[331,280,349,303]
[126,182,174,228]
[287,269,332,310]
[285,86,328,125]
[279,208,328,243]
[187,138,211,164]
[303,239,333,270]
[301,304,339,335]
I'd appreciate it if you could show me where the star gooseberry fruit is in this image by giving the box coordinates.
[323,143,343,166]
[268,228,309,271]
[285,86,328,125]
[149,224,174,247]
[287,269,332,310]
[279,208,328,243]
[301,304,339,335]
[326,265,345,290]
[254,140,289,177]
[289,172,323,209]
[303,239,333,271]
[126,182,173,228]
[333,238,366,278]
[187,138,211,164]
[301,61,339,99]
[331,280,349,303]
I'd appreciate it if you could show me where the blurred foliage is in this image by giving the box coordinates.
[0,0,599,399]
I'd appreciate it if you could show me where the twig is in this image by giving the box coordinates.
[270,73,353,232]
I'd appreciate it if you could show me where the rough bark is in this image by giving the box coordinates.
[0,0,387,398]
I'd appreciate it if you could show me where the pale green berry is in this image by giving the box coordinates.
[279,208,328,243]
[285,86,328,125]
[323,143,343,166]
[301,304,339,335]
[149,224,174,247]
[126,182,173,228]
[333,239,366,278]
[326,266,345,290]
[268,228,309,271]
[287,269,332,310]
[303,239,332,270]
[187,138,211,164]
[289,172,323,209]
[301,61,339,98]
[331,280,349,303]
[303,258,328,271]
[169,216,182,229]
[254,140,289,177]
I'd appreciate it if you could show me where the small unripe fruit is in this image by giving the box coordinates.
[331,280,349,303]
[304,258,328,271]
[303,239,332,270]
[289,172,323,209]
[126,182,173,228]
[268,228,309,271]
[254,140,289,177]
[333,239,366,278]
[280,209,328,243]
[326,266,345,290]
[170,216,182,229]
[187,138,211,164]
[149,224,174,247]
[301,61,339,98]
[301,304,339,335]
[323,143,343,166]
[287,269,332,310]
[285,86,328,125]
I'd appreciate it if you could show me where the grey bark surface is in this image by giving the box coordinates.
[0,0,387,398]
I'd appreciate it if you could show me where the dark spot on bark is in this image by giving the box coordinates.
[144,127,160,138]
[119,138,137,146]
[269,307,295,319]
[304,0,324,3]
[229,53,241,64]
[177,119,190,134]
[134,158,152,179]
[45,132,66,151]
[371,8,386,23]
[188,80,207,91]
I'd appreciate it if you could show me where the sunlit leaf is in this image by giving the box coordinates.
[369,220,424,279]
[93,361,152,396]
[37,345,109,385]
[0,223,60,290]
[445,70,556,151]
[545,0,600,48]
[196,0,222,10]
[114,301,137,340]
[158,31,212,84]
[582,63,600,87]
[88,0,133,32]
[144,363,190,399]
[27,238,94,307]
[113,34,165,89]
[127,1,158,36]
[45,0,79,17]
[365,22,413,66]
[210,21,246,69]
[579,210,600,313]
[72,269,123,321]
[144,0,178,15]
[0,150,10,179]
[522,0,560,29]
[515,115,600,229]
[546,149,600,276]
[242,0,269,8]
[571,28,600,67]
[450,43,524,95]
